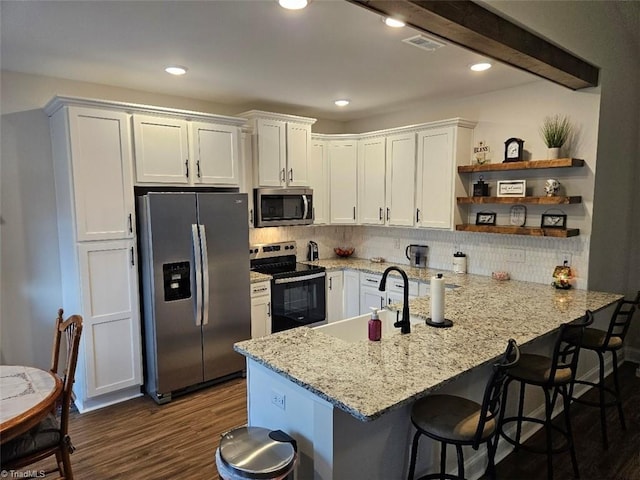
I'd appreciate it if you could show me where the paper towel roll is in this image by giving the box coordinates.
[430,274,445,323]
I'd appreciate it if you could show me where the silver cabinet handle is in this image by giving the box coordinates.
[185,159,189,178]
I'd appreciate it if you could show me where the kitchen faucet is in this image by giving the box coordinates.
[379,266,411,334]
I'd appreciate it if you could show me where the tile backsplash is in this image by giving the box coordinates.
[250,225,589,289]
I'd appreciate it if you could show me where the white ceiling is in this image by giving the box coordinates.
[0,0,539,121]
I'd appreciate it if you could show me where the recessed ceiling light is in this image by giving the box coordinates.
[470,62,492,72]
[165,66,187,76]
[383,17,405,28]
[278,0,308,10]
[334,99,350,107]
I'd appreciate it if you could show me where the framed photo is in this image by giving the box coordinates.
[509,205,527,226]
[497,180,526,197]
[475,212,497,226]
[541,213,567,229]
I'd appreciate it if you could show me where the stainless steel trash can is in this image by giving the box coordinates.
[215,426,297,480]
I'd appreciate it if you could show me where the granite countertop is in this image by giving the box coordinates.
[250,271,272,283]
[237,258,622,422]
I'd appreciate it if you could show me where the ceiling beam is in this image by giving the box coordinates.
[347,0,599,90]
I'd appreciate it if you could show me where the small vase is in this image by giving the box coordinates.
[547,147,561,160]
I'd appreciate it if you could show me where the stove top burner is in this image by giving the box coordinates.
[249,241,324,279]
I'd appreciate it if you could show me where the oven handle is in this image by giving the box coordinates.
[273,272,326,284]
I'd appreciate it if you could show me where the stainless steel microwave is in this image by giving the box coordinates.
[254,188,313,227]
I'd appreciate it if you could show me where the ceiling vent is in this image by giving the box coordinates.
[402,34,446,52]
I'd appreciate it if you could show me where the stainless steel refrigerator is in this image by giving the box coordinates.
[138,192,250,404]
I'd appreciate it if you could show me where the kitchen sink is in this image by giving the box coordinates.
[316,309,422,343]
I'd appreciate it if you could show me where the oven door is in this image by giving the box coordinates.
[271,272,326,333]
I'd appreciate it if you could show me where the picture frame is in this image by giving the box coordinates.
[475,212,497,226]
[497,180,526,197]
[541,213,567,229]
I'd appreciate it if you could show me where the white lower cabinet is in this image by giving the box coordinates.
[343,270,360,319]
[77,240,142,409]
[359,272,419,314]
[326,271,344,323]
[250,281,271,338]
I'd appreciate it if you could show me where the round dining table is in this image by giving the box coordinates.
[0,365,63,444]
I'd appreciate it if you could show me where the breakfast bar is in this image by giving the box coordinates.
[235,271,621,479]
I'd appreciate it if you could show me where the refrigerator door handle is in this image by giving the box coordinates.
[191,224,203,326]
[199,224,210,326]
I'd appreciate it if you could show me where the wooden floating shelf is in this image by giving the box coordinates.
[456,224,580,238]
[458,158,584,173]
[457,196,582,205]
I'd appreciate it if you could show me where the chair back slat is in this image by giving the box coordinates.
[603,291,639,346]
[51,309,83,437]
[473,338,520,449]
[549,310,594,385]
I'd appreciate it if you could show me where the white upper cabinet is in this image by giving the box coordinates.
[358,136,386,225]
[133,114,190,184]
[133,114,241,186]
[51,105,135,241]
[416,122,475,229]
[385,132,416,227]
[329,139,358,224]
[241,111,316,188]
[190,121,240,185]
[309,137,329,225]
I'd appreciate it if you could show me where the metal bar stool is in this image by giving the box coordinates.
[566,291,639,449]
[498,311,593,480]
[407,339,520,480]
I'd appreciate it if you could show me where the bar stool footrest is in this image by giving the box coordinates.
[571,379,620,407]
[499,416,572,455]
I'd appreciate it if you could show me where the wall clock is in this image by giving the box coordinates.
[504,137,524,162]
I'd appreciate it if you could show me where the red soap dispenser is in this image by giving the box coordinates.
[368,307,382,341]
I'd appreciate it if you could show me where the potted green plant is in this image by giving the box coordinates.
[540,114,572,159]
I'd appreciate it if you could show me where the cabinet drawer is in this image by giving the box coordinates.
[251,281,271,298]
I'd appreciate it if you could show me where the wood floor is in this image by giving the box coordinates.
[26,363,639,479]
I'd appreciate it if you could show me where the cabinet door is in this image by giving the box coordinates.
[255,118,286,187]
[251,296,271,338]
[191,121,240,186]
[326,271,344,323]
[416,127,455,229]
[132,114,189,184]
[358,137,386,225]
[329,140,358,224]
[286,122,311,186]
[65,107,135,241]
[78,240,142,398]
[309,139,328,225]
[386,132,416,226]
[343,270,360,318]
[360,285,385,314]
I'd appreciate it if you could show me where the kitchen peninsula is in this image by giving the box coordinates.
[235,265,621,479]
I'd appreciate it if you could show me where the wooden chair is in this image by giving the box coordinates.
[1,309,83,479]
[566,291,639,449]
[498,311,594,480]
[407,338,520,480]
